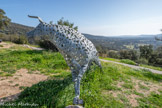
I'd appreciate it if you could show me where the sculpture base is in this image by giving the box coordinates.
[65,105,84,108]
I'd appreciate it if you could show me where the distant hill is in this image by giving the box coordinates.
[0,22,34,35]
[83,33,162,50]
[1,22,162,50]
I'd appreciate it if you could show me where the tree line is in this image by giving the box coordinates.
[99,45,162,66]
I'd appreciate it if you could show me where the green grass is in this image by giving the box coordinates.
[100,57,136,65]
[19,86,27,90]
[120,59,136,65]
[100,57,120,62]
[138,83,150,90]
[3,62,161,108]
[140,64,162,71]
[0,43,162,108]
[0,46,69,77]
[138,92,162,107]
[15,84,19,86]
[122,83,134,89]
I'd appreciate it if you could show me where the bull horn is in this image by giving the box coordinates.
[28,15,43,23]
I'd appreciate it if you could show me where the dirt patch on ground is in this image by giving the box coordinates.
[132,78,161,96]
[127,94,140,107]
[0,42,15,49]
[102,78,162,107]
[0,69,48,103]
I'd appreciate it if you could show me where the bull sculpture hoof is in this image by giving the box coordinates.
[73,97,83,105]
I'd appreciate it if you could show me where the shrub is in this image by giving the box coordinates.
[108,50,120,59]
[38,40,58,52]
[119,50,139,61]
[57,17,78,31]
[0,33,9,41]
[149,50,162,66]
[0,34,28,44]
[28,35,58,52]
[13,35,28,44]
[139,45,153,59]
[136,58,148,64]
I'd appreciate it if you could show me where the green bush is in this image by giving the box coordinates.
[119,50,139,61]
[0,34,28,44]
[139,45,153,59]
[108,51,120,59]
[149,51,162,66]
[28,35,58,51]
[136,58,148,65]
[13,35,28,44]
[38,40,58,51]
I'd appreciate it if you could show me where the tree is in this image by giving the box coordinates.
[155,29,162,41]
[49,21,53,25]
[57,17,78,31]
[148,46,162,66]
[139,45,153,59]
[119,50,139,60]
[156,46,162,53]
[108,50,120,59]
[0,9,11,29]
[155,36,162,41]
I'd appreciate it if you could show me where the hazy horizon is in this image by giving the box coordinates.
[1,0,162,36]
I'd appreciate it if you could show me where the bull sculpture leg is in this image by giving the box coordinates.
[73,76,82,104]
[73,63,88,105]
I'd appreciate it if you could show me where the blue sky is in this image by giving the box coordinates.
[1,0,162,36]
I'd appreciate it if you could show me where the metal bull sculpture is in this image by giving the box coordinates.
[27,15,102,105]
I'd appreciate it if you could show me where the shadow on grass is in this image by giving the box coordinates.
[3,75,74,108]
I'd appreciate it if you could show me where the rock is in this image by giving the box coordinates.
[65,105,84,108]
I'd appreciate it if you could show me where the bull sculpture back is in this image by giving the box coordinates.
[27,15,102,105]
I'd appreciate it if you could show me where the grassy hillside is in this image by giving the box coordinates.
[0,43,161,108]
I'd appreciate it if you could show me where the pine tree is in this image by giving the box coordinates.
[57,17,78,31]
[0,9,11,29]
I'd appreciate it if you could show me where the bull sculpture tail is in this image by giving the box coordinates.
[28,15,43,23]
